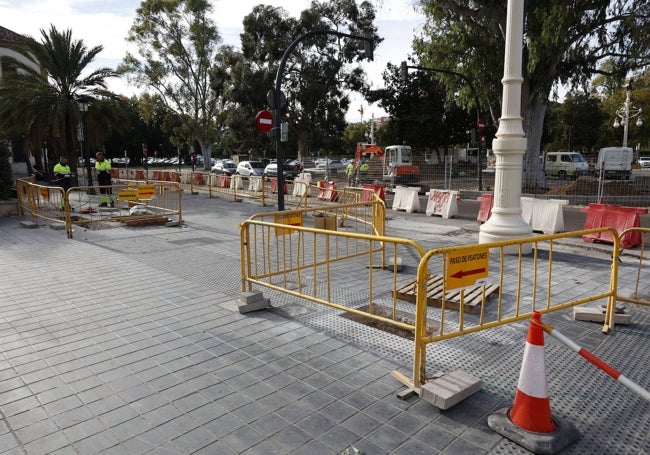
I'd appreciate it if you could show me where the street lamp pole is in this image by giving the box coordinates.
[478,0,532,252]
[77,101,94,188]
[613,80,643,148]
[273,29,374,211]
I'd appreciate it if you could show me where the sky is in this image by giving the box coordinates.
[0,0,425,122]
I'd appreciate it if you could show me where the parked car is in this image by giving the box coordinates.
[211,160,237,175]
[263,163,299,180]
[235,161,266,177]
[638,156,650,168]
[543,152,590,179]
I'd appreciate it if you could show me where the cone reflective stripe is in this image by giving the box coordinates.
[509,311,556,433]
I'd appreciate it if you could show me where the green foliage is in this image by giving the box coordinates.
[416,0,649,188]
[367,63,473,150]
[0,26,121,176]
[543,94,608,155]
[232,0,381,158]
[121,0,227,169]
[0,134,13,200]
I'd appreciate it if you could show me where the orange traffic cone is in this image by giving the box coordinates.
[488,311,579,454]
[509,311,556,433]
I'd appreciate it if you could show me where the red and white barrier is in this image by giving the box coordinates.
[425,189,458,219]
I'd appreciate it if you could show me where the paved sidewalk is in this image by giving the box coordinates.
[0,194,648,454]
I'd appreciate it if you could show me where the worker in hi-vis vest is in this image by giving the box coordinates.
[94,151,114,207]
[53,156,72,208]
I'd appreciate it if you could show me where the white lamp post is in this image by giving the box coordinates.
[478,0,532,253]
[613,80,643,148]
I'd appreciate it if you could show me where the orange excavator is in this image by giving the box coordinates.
[353,143,420,184]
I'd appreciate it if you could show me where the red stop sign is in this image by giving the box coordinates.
[477,119,487,133]
[255,110,274,133]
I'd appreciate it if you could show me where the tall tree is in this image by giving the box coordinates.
[120,0,229,170]
[235,1,381,158]
[0,26,120,182]
[367,62,473,150]
[415,1,650,190]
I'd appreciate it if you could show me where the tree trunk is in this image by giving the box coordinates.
[522,100,548,191]
[198,139,213,171]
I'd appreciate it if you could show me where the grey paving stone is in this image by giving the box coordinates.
[388,412,429,436]
[72,430,121,454]
[297,389,337,412]
[111,416,152,440]
[24,431,70,455]
[275,402,314,423]
[121,429,168,453]
[203,413,245,439]
[441,437,489,455]
[392,438,442,454]
[220,424,267,453]
[268,425,311,452]
[367,424,411,451]
[414,423,457,450]
[172,426,218,453]
[15,418,59,444]
[296,412,336,438]
[6,406,48,430]
[343,412,382,437]
[318,425,360,452]
[363,400,403,423]
[249,412,291,438]
[51,406,95,430]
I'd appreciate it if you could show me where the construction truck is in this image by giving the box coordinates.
[353,143,420,184]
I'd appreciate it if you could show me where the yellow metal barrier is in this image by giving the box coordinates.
[239,201,650,404]
[607,227,650,332]
[16,178,182,238]
[394,227,620,392]
[240,199,426,331]
[16,177,67,227]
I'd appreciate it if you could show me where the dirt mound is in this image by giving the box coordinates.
[546,176,640,196]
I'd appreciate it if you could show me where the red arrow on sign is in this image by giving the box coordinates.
[451,268,486,279]
[255,110,274,133]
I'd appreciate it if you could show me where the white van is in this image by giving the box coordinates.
[597,147,633,180]
[543,152,590,179]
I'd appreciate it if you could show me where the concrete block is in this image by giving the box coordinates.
[49,223,66,230]
[420,370,483,410]
[240,291,264,304]
[238,297,270,314]
[20,221,39,229]
[574,307,632,324]
[389,257,403,272]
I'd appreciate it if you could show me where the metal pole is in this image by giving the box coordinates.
[274,29,374,211]
[478,0,532,252]
[623,85,630,148]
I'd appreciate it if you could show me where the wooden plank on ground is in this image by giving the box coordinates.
[394,275,499,313]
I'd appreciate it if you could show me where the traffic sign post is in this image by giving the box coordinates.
[255,110,274,133]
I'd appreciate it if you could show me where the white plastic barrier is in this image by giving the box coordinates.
[231,175,244,190]
[293,173,312,197]
[520,197,568,233]
[392,186,420,213]
[425,189,459,219]
[249,176,263,192]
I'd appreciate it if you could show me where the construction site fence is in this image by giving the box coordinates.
[16,177,182,238]
[240,207,650,392]
[109,168,383,210]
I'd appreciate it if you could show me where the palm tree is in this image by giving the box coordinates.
[0,25,124,184]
